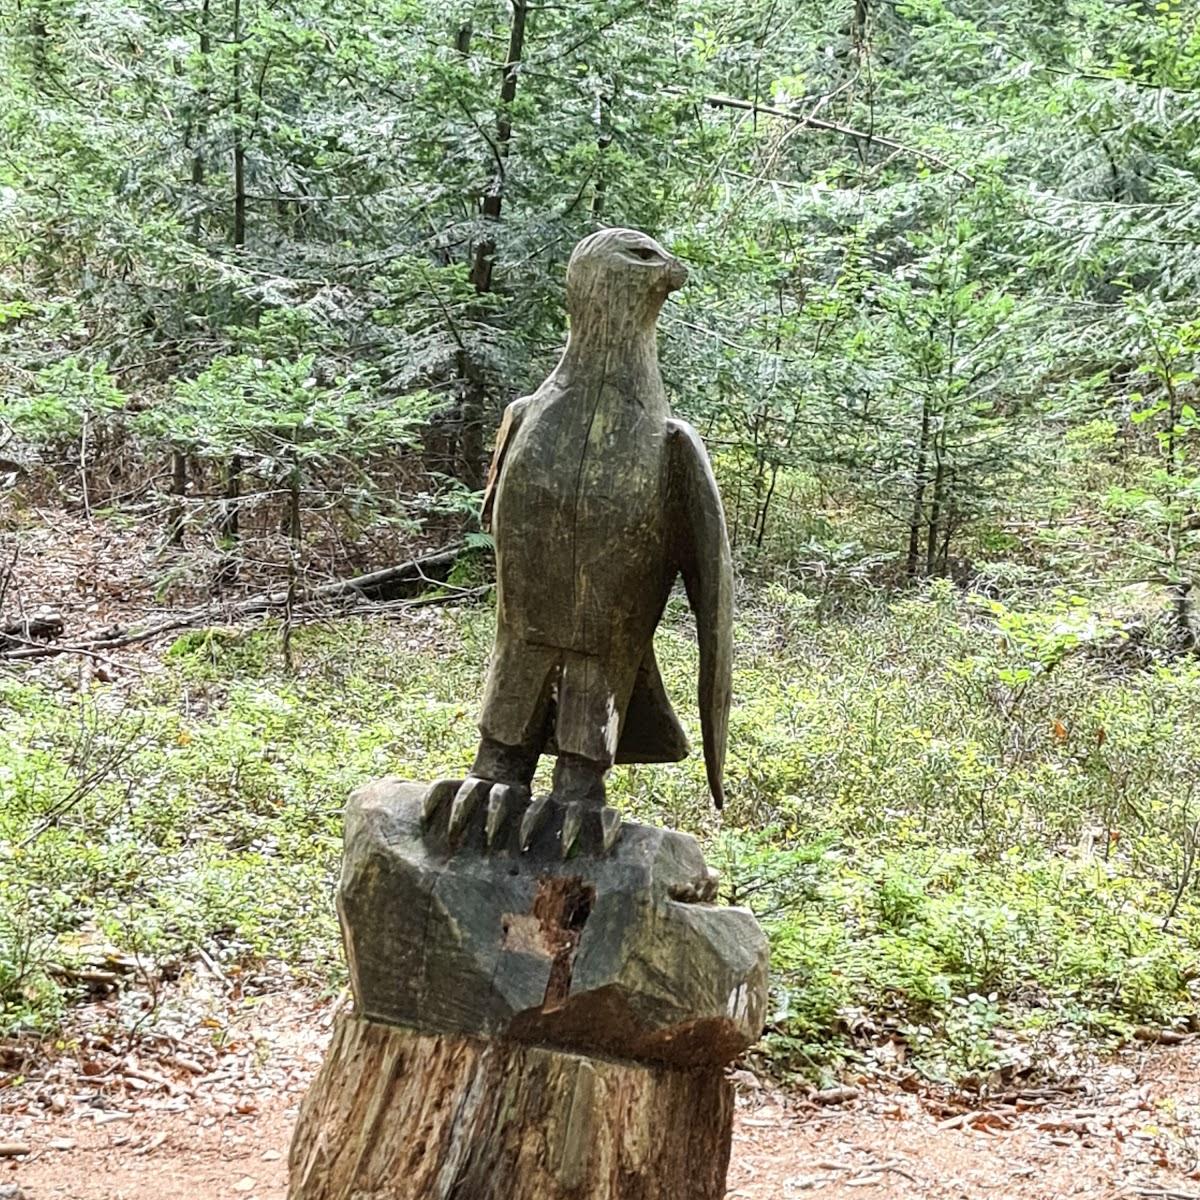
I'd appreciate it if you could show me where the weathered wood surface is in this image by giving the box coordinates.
[339,779,769,1066]
[288,1012,734,1200]
[425,227,734,855]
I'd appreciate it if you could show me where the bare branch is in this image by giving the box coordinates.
[692,92,976,184]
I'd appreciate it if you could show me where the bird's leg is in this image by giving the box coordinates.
[520,753,622,858]
[550,753,606,806]
[422,738,534,845]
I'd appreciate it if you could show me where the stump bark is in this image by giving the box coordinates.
[289,778,768,1199]
[289,1012,733,1200]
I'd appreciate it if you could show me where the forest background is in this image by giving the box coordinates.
[2,0,1200,1087]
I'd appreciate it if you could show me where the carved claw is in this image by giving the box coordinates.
[431,784,622,858]
[449,776,490,839]
[600,807,623,854]
[422,778,459,827]
[485,785,509,847]
[520,799,623,858]
[520,795,552,852]
[561,803,583,859]
[485,782,529,849]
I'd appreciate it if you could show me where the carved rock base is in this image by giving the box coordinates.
[340,778,769,1066]
[288,1012,734,1200]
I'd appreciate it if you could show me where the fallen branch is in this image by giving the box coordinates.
[0,546,465,663]
[232,546,463,615]
[336,584,493,619]
[1,612,216,661]
[0,611,64,647]
[694,92,976,184]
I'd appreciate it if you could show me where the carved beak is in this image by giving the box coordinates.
[666,257,688,292]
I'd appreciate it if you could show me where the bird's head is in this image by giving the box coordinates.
[565,228,687,334]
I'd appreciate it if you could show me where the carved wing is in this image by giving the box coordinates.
[667,418,733,809]
[481,399,526,532]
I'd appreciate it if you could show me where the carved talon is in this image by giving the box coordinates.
[449,776,490,839]
[421,775,533,848]
[520,795,552,852]
[518,798,624,858]
[426,778,623,858]
[421,778,459,827]
[485,785,510,847]
[600,807,623,854]
[486,782,529,849]
[560,803,583,859]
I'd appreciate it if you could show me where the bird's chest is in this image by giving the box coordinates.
[500,385,667,546]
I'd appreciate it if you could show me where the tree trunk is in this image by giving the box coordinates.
[1161,375,1194,650]
[26,2,49,85]
[171,0,209,548]
[221,454,241,541]
[852,0,869,47]
[1167,513,1195,651]
[592,88,612,218]
[754,461,778,550]
[937,506,956,576]
[231,0,246,249]
[453,0,528,490]
[925,434,945,577]
[217,452,242,587]
[282,470,299,672]
[1170,580,1195,651]
[168,450,188,545]
[454,350,487,489]
[287,462,301,547]
[906,395,932,578]
[191,0,211,245]
[289,1012,734,1200]
[468,0,527,294]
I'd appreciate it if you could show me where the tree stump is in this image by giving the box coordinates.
[289,1013,734,1200]
[288,779,769,1200]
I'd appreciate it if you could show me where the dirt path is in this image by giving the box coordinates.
[3,991,1199,1200]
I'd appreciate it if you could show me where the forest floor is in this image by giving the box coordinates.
[1,984,1199,1200]
[5,512,1200,1197]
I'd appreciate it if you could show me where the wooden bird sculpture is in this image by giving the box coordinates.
[423,228,733,857]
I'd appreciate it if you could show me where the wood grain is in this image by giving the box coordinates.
[289,1012,734,1200]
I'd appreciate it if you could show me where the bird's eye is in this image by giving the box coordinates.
[630,247,659,261]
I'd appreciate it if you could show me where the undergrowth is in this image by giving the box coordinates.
[2,580,1199,1084]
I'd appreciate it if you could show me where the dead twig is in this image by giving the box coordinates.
[0,540,17,613]
[875,1162,920,1185]
[0,629,131,674]
[20,707,149,846]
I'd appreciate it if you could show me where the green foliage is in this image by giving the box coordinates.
[136,347,434,500]
[3,592,1199,1080]
[4,357,126,453]
[2,0,1193,569]
[707,585,1200,1077]
[4,0,1200,1089]
[974,592,1128,677]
